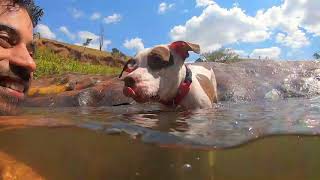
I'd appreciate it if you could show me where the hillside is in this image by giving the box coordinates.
[34,38,131,78]
[35,38,128,68]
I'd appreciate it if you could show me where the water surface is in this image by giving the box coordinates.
[1,97,320,179]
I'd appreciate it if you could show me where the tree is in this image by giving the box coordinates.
[99,24,104,51]
[83,38,92,46]
[82,38,92,53]
[111,48,126,58]
[202,48,240,63]
[314,52,320,59]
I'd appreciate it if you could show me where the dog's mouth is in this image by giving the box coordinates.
[0,76,29,99]
[123,86,159,103]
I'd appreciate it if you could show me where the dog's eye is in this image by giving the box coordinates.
[119,59,137,78]
[148,54,170,70]
[126,59,136,70]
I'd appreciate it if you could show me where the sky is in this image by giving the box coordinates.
[35,0,320,61]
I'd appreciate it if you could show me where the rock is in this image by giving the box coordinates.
[265,89,281,101]
[195,60,320,102]
[24,73,133,107]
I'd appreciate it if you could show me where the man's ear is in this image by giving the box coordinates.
[169,41,201,60]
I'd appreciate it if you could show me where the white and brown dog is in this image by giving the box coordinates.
[119,41,217,109]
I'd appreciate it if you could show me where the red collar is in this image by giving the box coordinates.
[160,65,192,107]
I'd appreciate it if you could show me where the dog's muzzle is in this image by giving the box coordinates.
[123,77,137,98]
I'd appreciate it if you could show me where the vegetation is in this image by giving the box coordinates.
[34,48,122,79]
[202,48,243,63]
[314,52,320,59]
[111,48,126,58]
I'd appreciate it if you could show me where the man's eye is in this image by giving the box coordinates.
[27,43,35,58]
[29,51,34,58]
[0,36,12,48]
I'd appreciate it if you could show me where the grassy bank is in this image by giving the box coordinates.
[34,48,122,79]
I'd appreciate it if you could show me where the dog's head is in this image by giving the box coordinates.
[119,41,200,103]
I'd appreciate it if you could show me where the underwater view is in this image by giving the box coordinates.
[0,0,320,179]
[1,97,320,179]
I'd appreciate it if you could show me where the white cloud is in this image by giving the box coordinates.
[70,8,83,19]
[158,2,175,14]
[196,0,214,7]
[104,13,122,24]
[255,0,319,47]
[78,31,99,42]
[170,4,270,52]
[35,24,56,39]
[76,31,112,50]
[90,12,101,20]
[250,47,281,59]
[123,38,145,53]
[59,26,75,40]
[170,0,320,52]
[276,31,309,48]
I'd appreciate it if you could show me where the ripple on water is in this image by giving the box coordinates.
[16,97,320,149]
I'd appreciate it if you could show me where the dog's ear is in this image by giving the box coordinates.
[169,41,201,60]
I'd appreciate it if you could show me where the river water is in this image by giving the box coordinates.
[1,97,320,179]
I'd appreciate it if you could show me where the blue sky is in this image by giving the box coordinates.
[35,0,320,61]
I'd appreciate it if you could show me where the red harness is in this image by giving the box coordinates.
[160,65,192,107]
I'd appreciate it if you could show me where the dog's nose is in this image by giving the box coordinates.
[123,77,136,88]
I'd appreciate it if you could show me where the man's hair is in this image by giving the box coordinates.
[6,0,44,27]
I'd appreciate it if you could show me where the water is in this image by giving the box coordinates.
[1,97,320,179]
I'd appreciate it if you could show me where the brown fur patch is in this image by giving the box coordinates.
[196,74,217,103]
[150,46,170,62]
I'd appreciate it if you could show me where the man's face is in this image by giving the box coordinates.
[0,4,36,115]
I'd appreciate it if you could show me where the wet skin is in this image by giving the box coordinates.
[0,5,36,115]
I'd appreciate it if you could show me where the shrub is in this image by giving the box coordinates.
[202,48,241,63]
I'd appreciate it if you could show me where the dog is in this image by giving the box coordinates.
[119,41,218,109]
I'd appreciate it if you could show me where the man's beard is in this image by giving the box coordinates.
[0,88,20,115]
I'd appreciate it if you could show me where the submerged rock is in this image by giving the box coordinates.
[265,89,281,101]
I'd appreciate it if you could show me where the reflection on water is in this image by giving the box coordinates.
[1,97,320,179]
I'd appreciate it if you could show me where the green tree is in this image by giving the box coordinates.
[111,48,126,58]
[202,48,240,63]
[313,52,320,59]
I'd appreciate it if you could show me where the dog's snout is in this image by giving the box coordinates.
[124,77,136,88]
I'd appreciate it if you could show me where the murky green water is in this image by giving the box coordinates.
[1,97,320,179]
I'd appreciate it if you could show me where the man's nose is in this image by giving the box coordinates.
[9,44,36,72]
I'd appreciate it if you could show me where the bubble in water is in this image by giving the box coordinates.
[182,164,192,171]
